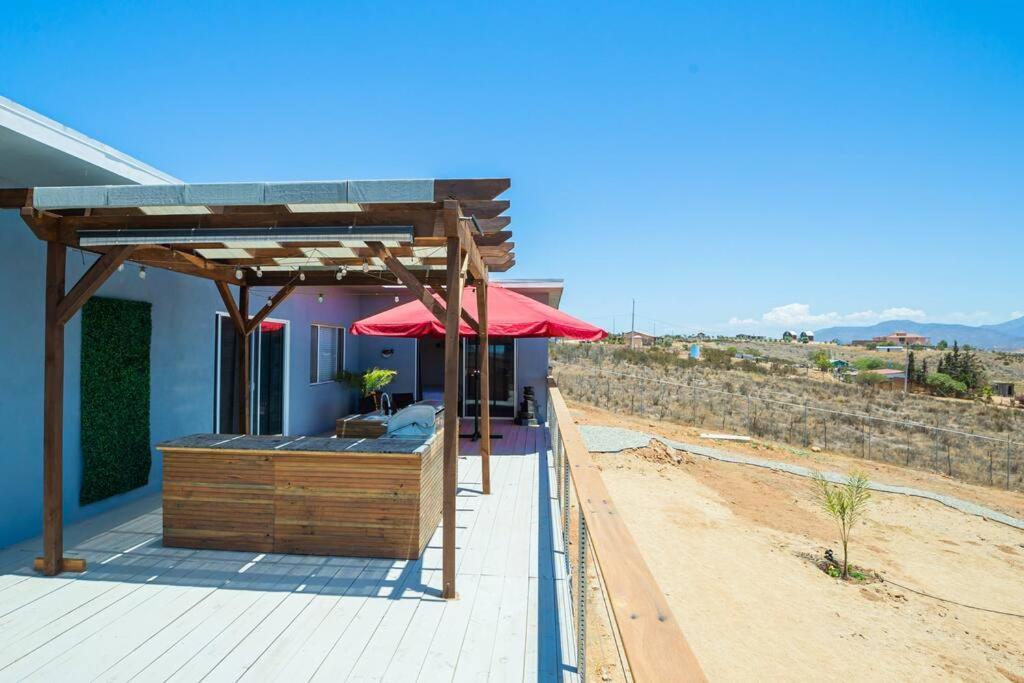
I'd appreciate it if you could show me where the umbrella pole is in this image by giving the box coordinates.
[460,370,503,441]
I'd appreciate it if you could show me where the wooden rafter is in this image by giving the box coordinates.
[246,284,296,334]
[367,242,453,328]
[215,282,246,334]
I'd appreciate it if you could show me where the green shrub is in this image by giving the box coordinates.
[852,357,886,371]
[853,372,889,387]
[926,372,967,397]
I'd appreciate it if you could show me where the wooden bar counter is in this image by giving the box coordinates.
[157,426,442,560]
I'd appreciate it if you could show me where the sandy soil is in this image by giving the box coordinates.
[571,402,1024,521]
[570,403,1024,682]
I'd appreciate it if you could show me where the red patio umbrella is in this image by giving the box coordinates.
[349,284,607,340]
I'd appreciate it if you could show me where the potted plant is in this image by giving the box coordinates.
[338,367,398,412]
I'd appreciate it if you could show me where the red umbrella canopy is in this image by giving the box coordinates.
[350,284,607,340]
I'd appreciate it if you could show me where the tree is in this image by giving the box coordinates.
[936,340,948,350]
[812,470,871,580]
[811,348,832,372]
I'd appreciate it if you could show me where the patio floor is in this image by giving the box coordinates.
[0,422,577,682]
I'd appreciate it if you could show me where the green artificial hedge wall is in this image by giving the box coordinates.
[80,297,152,505]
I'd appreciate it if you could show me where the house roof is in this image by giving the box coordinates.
[0,96,177,187]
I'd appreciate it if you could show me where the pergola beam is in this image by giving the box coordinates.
[215,282,246,334]
[246,284,296,334]
[367,243,448,326]
[55,246,135,326]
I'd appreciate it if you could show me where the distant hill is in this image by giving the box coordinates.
[815,317,1024,350]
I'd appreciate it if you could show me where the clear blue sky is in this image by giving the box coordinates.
[3,2,1022,336]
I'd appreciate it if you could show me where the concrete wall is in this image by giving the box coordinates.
[0,210,361,548]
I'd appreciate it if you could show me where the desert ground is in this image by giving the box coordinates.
[571,402,1024,682]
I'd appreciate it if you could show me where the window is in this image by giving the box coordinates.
[310,324,344,384]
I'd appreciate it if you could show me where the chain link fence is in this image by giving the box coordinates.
[552,360,1023,491]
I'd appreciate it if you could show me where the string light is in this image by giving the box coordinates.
[138,266,147,280]
[256,265,263,278]
[317,293,324,304]
[235,268,243,280]
[394,295,400,303]
[298,270,306,282]
[362,260,369,274]
[336,266,346,280]
[266,296,272,307]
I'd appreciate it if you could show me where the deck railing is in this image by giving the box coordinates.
[547,378,706,682]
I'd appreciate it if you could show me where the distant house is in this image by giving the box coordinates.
[782,330,798,342]
[992,382,1015,398]
[799,331,814,343]
[624,331,657,349]
[872,331,930,346]
[875,345,904,352]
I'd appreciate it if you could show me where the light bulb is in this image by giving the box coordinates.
[235,268,243,280]
[335,268,343,281]
[256,265,263,278]
[138,266,147,280]
[362,260,369,274]
[394,295,400,303]
[299,270,306,282]
[317,293,324,304]
[266,296,272,307]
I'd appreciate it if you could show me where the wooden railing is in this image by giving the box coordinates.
[547,378,706,682]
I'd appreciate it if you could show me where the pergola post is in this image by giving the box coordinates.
[238,286,251,435]
[38,243,134,575]
[442,208,464,599]
[476,280,491,494]
[41,242,66,576]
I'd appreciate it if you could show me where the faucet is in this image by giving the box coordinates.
[380,392,393,416]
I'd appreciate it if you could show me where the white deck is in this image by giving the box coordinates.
[0,422,577,682]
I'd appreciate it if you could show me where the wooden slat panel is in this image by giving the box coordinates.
[158,430,444,561]
[162,450,274,552]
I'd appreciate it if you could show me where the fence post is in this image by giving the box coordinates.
[577,514,588,682]
[989,443,994,486]
[946,441,952,477]
[823,418,828,452]
[1008,436,1013,490]
[803,404,809,447]
[905,426,911,466]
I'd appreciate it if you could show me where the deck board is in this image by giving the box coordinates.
[0,422,576,682]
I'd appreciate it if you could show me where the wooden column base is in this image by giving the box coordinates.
[33,556,87,574]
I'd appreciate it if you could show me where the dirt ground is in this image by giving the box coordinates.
[569,402,1024,682]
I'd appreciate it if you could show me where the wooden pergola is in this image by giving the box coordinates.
[0,179,513,599]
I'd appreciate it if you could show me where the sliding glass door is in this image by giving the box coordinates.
[464,336,516,419]
[214,315,289,434]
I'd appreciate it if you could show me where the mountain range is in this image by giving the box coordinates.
[815,317,1024,350]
